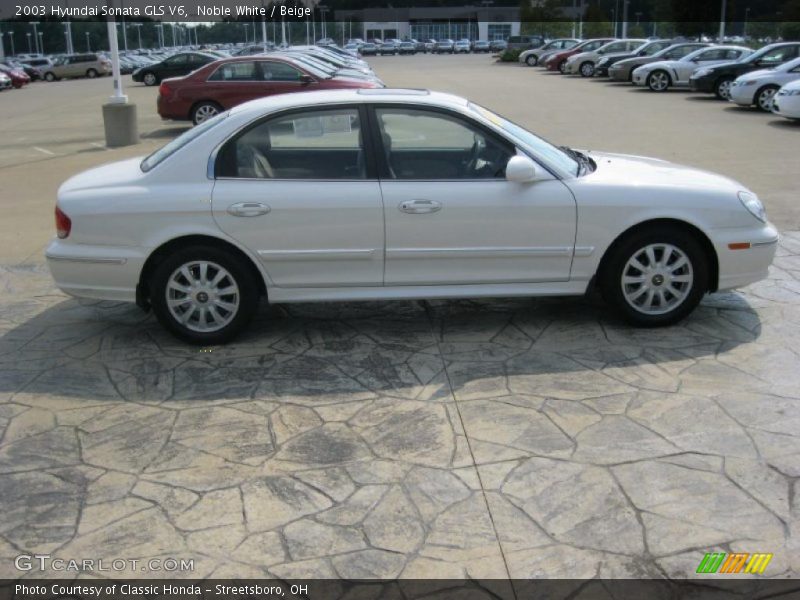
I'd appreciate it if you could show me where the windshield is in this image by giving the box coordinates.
[469,103,581,176]
[141,111,229,172]
[284,55,333,78]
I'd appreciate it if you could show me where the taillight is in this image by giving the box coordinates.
[159,82,171,98]
[55,205,71,239]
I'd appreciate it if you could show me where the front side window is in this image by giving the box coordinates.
[375,108,513,180]
[165,54,188,66]
[666,45,699,60]
[217,108,365,180]
[756,46,796,65]
[260,61,303,82]
[208,61,258,82]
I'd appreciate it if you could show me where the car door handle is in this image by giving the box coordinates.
[399,199,442,214]
[227,202,271,217]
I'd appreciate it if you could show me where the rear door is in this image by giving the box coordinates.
[203,61,262,109]
[211,104,384,288]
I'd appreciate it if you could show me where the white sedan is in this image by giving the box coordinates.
[729,56,800,110]
[46,90,778,344]
[771,79,800,120]
[633,45,753,91]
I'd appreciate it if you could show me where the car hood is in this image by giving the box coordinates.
[737,68,776,82]
[614,55,658,67]
[582,151,742,193]
[59,157,145,196]
[600,51,635,61]
[699,59,743,72]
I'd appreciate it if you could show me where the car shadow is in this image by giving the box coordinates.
[723,105,769,116]
[684,95,723,102]
[0,292,762,403]
[767,118,800,129]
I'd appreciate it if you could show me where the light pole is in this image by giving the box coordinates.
[134,23,142,49]
[9,32,15,56]
[38,31,43,54]
[31,22,40,54]
[26,32,32,54]
[0,32,5,61]
[621,0,629,39]
[743,7,750,39]
[719,0,726,42]
[319,5,329,40]
[85,31,90,52]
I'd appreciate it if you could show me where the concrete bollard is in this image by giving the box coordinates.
[102,102,139,147]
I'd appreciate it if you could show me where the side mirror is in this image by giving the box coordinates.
[506,155,537,183]
[299,74,314,85]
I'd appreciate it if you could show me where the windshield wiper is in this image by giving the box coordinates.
[560,145,592,176]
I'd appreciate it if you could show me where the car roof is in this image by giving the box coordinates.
[229,89,469,119]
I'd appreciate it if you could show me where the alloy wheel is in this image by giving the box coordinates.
[716,79,733,100]
[648,71,669,92]
[580,62,594,77]
[143,72,157,86]
[757,87,778,111]
[166,261,240,333]
[193,103,220,125]
[621,243,694,315]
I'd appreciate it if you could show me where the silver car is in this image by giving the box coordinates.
[729,56,800,110]
[632,46,753,92]
[519,38,580,67]
[42,53,111,81]
[565,39,646,77]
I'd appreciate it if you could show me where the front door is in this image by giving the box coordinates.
[371,106,577,286]
[211,105,384,288]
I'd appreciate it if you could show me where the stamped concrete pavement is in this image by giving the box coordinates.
[1,234,799,582]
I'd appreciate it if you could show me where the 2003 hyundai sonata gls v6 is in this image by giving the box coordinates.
[46,89,778,344]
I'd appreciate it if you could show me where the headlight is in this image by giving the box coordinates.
[740,80,757,86]
[597,58,609,66]
[784,89,800,96]
[738,191,766,223]
[693,68,713,77]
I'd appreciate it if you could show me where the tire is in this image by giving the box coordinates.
[191,101,222,125]
[558,60,567,74]
[150,246,260,345]
[142,72,158,86]
[579,61,595,77]
[755,85,779,111]
[714,76,734,100]
[525,55,538,67]
[44,72,56,82]
[601,227,708,327]
[647,70,670,92]
[86,68,98,78]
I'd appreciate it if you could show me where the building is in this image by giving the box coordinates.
[334,5,523,42]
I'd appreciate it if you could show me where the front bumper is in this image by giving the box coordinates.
[608,66,629,81]
[771,93,800,119]
[631,71,646,86]
[729,84,757,107]
[46,239,147,303]
[714,222,780,291]
[688,75,715,93]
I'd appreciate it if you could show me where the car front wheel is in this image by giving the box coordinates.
[44,72,56,82]
[86,68,98,78]
[647,70,670,92]
[602,228,707,327]
[150,246,260,345]
[714,77,734,100]
[579,61,595,77]
[143,72,158,86]
[526,55,538,66]
[755,85,779,111]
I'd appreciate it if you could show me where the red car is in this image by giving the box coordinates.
[158,55,382,125]
[545,38,615,73]
[0,64,31,88]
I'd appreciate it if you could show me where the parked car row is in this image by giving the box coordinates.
[351,37,506,56]
[153,48,383,125]
[530,37,800,120]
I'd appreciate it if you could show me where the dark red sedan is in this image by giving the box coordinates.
[158,55,383,125]
[0,64,31,88]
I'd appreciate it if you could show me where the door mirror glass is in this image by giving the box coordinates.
[505,155,537,183]
[299,73,314,84]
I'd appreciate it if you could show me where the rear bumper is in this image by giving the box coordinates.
[45,239,146,303]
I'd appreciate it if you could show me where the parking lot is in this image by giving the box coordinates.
[1,53,799,582]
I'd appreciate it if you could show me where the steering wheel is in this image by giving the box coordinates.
[464,134,487,176]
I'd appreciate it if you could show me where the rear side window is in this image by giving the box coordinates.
[208,61,258,81]
[141,111,229,172]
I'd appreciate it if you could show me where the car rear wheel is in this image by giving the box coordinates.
[44,72,56,82]
[714,77,734,100]
[647,70,670,92]
[755,85,779,111]
[558,60,567,74]
[602,228,707,327]
[86,68,98,78]
[525,55,538,66]
[150,246,260,345]
[191,101,222,126]
[580,61,595,77]
[142,72,158,86]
